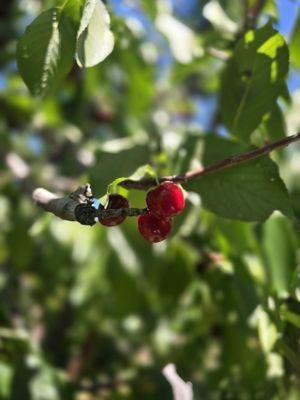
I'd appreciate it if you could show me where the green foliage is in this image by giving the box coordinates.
[90,140,150,194]
[220,23,289,142]
[1,1,300,399]
[290,11,300,69]
[17,6,78,96]
[188,135,293,221]
[17,0,113,96]
[262,103,286,142]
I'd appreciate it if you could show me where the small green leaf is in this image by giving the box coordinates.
[17,2,82,96]
[290,11,300,69]
[106,165,157,195]
[257,307,277,353]
[187,136,293,222]
[263,217,297,295]
[0,362,13,398]
[280,307,300,329]
[203,0,238,38]
[220,23,289,142]
[128,164,158,182]
[76,0,114,68]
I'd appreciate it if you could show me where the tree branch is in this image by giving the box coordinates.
[120,132,300,189]
[33,133,300,222]
[33,184,147,224]
[33,185,91,221]
[242,0,266,32]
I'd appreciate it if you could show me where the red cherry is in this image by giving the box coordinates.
[138,213,172,243]
[146,181,185,219]
[98,194,129,227]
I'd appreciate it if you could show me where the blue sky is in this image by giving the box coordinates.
[277,0,300,37]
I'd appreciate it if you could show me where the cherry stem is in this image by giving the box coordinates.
[97,207,148,219]
[120,132,300,190]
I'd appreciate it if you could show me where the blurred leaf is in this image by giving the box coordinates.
[0,362,13,398]
[140,0,157,19]
[290,11,300,69]
[188,135,293,221]
[263,0,279,20]
[203,0,238,38]
[280,307,300,329]
[156,13,202,64]
[256,307,277,353]
[76,0,114,68]
[262,217,297,295]
[90,140,150,195]
[129,164,158,182]
[220,23,289,142]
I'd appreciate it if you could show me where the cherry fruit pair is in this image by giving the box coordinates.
[98,181,185,243]
[138,181,185,242]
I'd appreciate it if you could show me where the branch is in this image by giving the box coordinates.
[242,0,266,32]
[33,183,147,224]
[120,132,300,190]
[33,185,91,221]
[207,47,229,61]
[33,133,300,222]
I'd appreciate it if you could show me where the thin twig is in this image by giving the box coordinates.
[120,132,300,190]
[33,133,300,222]
[207,47,229,61]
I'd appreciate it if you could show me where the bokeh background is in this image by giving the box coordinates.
[1,0,300,399]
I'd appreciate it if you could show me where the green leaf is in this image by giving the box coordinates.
[187,135,293,222]
[263,217,297,295]
[76,0,114,68]
[90,140,150,195]
[106,164,157,196]
[128,164,158,182]
[220,23,289,142]
[290,11,300,69]
[256,307,277,353]
[57,0,84,22]
[17,2,82,96]
[140,0,156,19]
[203,0,238,38]
[261,103,286,142]
[280,307,300,329]
[0,362,13,398]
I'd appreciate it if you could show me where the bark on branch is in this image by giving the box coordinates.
[33,133,300,223]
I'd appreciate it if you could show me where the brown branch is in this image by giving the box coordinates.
[207,47,229,61]
[120,132,300,190]
[242,0,266,32]
[32,185,91,221]
[33,184,147,224]
[33,133,300,222]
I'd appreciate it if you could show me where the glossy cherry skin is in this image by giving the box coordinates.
[98,194,129,227]
[146,181,185,219]
[138,213,172,243]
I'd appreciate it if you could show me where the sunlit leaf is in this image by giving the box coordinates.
[220,23,289,142]
[76,0,114,68]
[17,1,83,96]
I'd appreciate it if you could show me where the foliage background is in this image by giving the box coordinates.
[1,0,300,399]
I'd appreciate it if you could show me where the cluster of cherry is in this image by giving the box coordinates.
[98,181,185,242]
